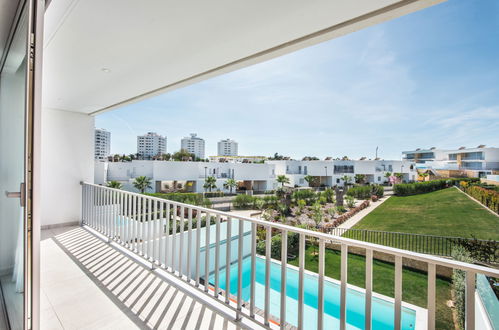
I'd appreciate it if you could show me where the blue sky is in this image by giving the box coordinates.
[96,0,499,160]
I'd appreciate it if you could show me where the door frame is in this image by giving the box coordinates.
[27,0,44,329]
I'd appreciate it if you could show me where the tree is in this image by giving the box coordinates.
[223,178,238,194]
[419,172,429,181]
[204,176,217,192]
[172,149,194,161]
[304,175,316,187]
[133,176,152,193]
[354,174,366,184]
[341,175,352,188]
[106,181,123,189]
[276,175,290,188]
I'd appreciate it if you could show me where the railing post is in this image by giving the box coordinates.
[465,271,476,330]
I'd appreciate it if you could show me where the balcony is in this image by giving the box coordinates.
[41,226,245,329]
[38,183,499,329]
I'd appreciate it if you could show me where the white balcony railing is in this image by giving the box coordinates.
[81,182,499,330]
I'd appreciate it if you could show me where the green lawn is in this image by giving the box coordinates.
[289,246,454,330]
[353,188,499,240]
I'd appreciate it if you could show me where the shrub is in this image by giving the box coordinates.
[347,185,384,199]
[393,178,479,196]
[204,191,224,198]
[345,195,355,208]
[256,231,299,260]
[451,246,474,329]
[292,189,317,205]
[322,200,370,230]
[461,185,499,214]
[233,194,255,209]
[147,192,211,207]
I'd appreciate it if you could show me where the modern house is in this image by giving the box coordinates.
[95,160,276,193]
[1,0,497,329]
[94,128,111,161]
[218,138,239,157]
[403,146,499,178]
[181,133,206,160]
[269,159,418,187]
[137,132,167,159]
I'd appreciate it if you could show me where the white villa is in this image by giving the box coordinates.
[96,159,418,193]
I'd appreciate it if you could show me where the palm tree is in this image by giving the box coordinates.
[204,176,217,192]
[304,175,315,187]
[341,175,352,188]
[133,176,152,193]
[106,181,123,189]
[223,178,238,194]
[419,172,429,181]
[354,174,366,184]
[276,175,290,188]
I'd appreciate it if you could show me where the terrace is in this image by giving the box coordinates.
[37,183,499,330]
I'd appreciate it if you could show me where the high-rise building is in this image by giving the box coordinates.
[137,132,167,159]
[94,128,111,161]
[181,133,205,159]
[217,138,238,156]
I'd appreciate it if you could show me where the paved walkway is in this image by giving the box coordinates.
[337,196,391,229]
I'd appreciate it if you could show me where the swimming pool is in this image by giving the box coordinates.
[210,256,419,330]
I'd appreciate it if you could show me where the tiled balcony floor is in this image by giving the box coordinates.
[41,226,242,329]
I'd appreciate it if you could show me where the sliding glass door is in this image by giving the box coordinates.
[0,0,42,328]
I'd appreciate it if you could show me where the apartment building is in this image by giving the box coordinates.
[94,128,110,161]
[181,133,205,159]
[137,132,167,159]
[217,138,238,156]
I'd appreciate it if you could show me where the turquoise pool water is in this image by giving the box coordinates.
[210,257,417,330]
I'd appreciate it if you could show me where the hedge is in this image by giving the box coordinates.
[233,194,255,209]
[461,185,499,214]
[347,185,384,199]
[146,192,211,207]
[393,178,479,196]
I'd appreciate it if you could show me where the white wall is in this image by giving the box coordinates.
[41,109,94,226]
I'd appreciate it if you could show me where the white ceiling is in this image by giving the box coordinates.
[42,0,444,115]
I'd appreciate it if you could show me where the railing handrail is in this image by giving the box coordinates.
[82,182,499,277]
[331,227,499,243]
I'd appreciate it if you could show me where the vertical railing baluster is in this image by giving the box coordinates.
[340,244,348,330]
[204,212,210,292]
[152,199,158,263]
[250,222,256,318]
[225,217,232,304]
[365,248,373,330]
[318,238,325,330]
[132,194,137,252]
[394,255,402,330]
[187,207,192,281]
[195,210,201,286]
[179,205,185,277]
[125,193,130,246]
[165,202,170,269]
[298,233,305,330]
[214,214,221,296]
[120,191,124,243]
[427,263,436,330]
[465,271,476,330]
[280,230,288,329]
[159,202,164,267]
[237,219,244,320]
[264,226,271,326]
[139,196,144,256]
[148,198,153,261]
[172,205,177,273]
